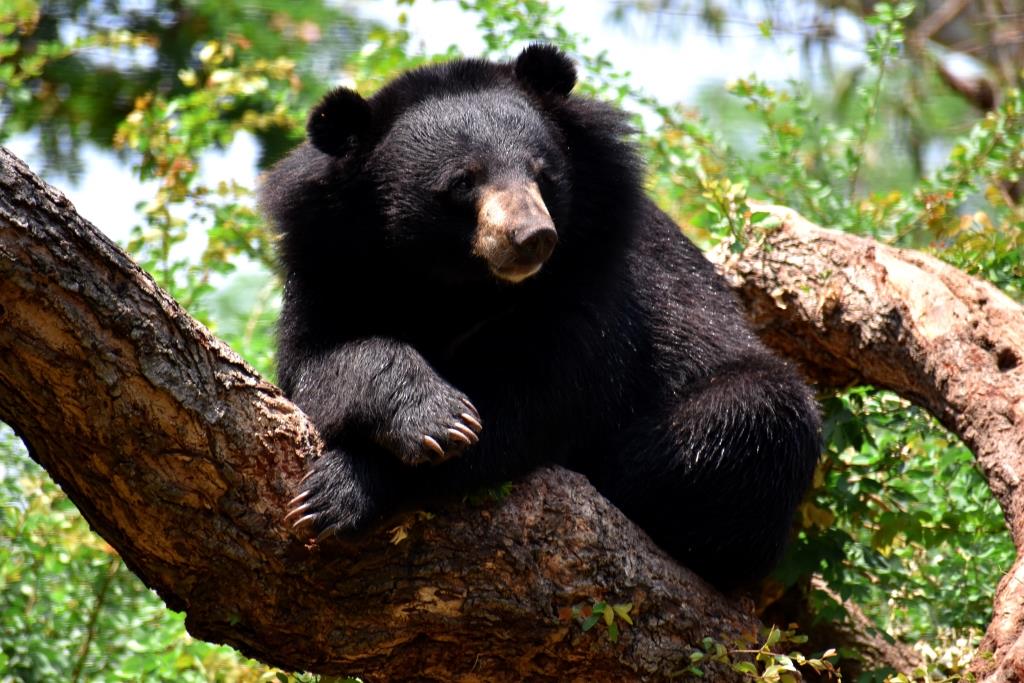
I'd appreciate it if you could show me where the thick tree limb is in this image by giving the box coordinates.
[0,147,766,679]
[5,143,1023,678]
[709,204,1024,682]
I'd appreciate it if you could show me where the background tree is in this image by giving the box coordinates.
[615,0,1022,193]
[1,0,1022,680]
[0,0,365,177]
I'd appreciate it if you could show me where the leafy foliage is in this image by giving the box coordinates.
[559,600,634,643]
[1,0,1022,679]
[682,629,840,682]
[0,0,362,176]
[778,389,1014,640]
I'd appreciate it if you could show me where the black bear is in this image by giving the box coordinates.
[261,45,821,589]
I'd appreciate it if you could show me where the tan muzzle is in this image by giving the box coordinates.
[473,182,558,283]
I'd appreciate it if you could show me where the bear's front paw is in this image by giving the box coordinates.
[388,389,483,466]
[284,452,382,540]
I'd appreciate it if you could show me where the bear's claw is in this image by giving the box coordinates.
[422,435,446,458]
[420,419,481,462]
[460,412,483,432]
[285,451,385,539]
[316,525,341,542]
[404,392,484,464]
[460,398,481,420]
[447,427,472,446]
[290,512,319,528]
[284,503,312,522]
[452,422,479,443]
[288,490,311,507]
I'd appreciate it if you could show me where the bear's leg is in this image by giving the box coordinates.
[595,356,820,589]
[284,338,482,466]
[285,446,406,538]
[281,337,483,535]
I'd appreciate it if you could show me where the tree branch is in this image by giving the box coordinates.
[0,147,763,679]
[708,204,1024,682]
[6,145,1023,679]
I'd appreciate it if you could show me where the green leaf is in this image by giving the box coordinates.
[733,661,759,675]
[612,603,633,625]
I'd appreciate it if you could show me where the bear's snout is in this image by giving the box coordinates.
[474,182,558,283]
[512,223,557,265]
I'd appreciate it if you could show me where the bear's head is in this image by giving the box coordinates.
[306,45,579,285]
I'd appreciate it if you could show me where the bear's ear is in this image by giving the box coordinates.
[514,44,576,98]
[307,87,373,157]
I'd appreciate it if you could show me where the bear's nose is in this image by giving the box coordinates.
[513,223,558,264]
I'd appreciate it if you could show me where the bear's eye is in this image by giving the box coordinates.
[534,165,556,191]
[446,173,476,197]
[531,158,557,188]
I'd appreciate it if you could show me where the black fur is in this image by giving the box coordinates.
[260,47,821,589]
[307,87,372,157]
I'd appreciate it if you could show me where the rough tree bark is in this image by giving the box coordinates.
[2,146,1022,679]
[708,204,1024,682]
[0,147,764,680]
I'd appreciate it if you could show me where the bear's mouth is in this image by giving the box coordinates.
[491,261,545,283]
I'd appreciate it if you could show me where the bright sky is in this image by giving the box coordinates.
[6,0,867,243]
